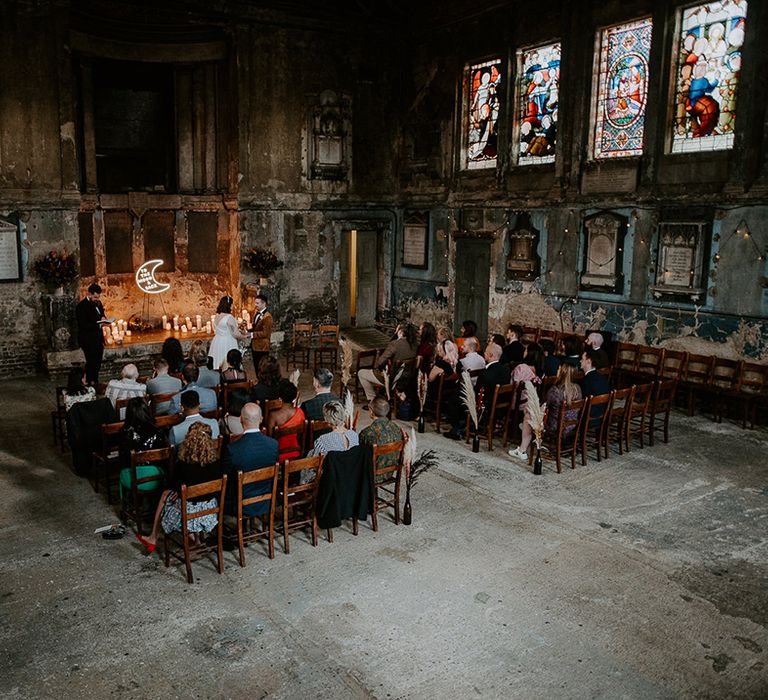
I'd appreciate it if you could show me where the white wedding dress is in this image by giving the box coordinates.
[208,313,241,369]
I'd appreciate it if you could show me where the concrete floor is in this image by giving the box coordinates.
[1,375,767,699]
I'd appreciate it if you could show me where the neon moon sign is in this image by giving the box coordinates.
[135,259,171,294]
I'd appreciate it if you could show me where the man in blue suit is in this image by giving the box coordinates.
[219,402,279,520]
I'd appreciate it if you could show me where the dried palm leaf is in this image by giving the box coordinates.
[289,368,300,388]
[403,426,417,475]
[339,337,353,388]
[524,379,546,449]
[407,449,438,491]
[460,370,479,429]
[343,389,355,429]
[382,366,390,400]
[417,370,428,411]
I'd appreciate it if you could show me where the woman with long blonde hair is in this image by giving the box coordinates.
[428,326,459,382]
[137,422,221,553]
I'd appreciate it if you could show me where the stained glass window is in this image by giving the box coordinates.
[671,0,747,153]
[465,59,502,169]
[593,18,653,159]
[517,42,560,165]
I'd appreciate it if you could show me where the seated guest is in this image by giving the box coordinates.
[501,325,525,366]
[169,365,218,415]
[161,337,185,375]
[585,332,610,369]
[560,336,583,368]
[489,333,506,351]
[428,327,459,382]
[250,355,282,404]
[105,363,146,408]
[119,396,168,498]
[357,323,418,403]
[444,342,511,439]
[581,348,611,428]
[194,349,220,389]
[359,397,404,469]
[63,366,96,411]
[137,421,221,553]
[307,400,358,469]
[301,367,339,421]
[508,362,581,461]
[512,343,544,391]
[416,321,437,374]
[220,349,247,382]
[266,379,306,461]
[145,357,183,416]
[222,388,249,439]
[458,337,485,381]
[170,390,220,447]
[456,320,480,358]
[219,402,279,519]
[184,339,205,369]
[540,338,560,377]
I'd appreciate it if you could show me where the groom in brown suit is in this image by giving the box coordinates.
[250,293,273,376]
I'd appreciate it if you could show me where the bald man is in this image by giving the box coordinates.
[219,402,279,520]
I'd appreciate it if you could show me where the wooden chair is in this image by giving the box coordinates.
[51,386,68,452]
[465,383,516,451]
[625,382,654,451]
[287,323,313,370]
[163,476,227,584]
[91,421,124,503]
[726,362,768,429]
[537,376,557,402]
[648,379,676,446]
[680,354,714,415]
[149,391,178,416]
[631,346,665,382]
[604,386,634,458]
[539,397,589,472]
[429,371,458,433]
[538,328,559,345]
[313,324,340,370]
[707,358,741,422]
[308,419,332,452]
[200,407,222,420]
[236,465,279,566]
[660,350,687,381]
[221,381,250,413]
[279,455,323,553]
[371,440,405,531]
[520,326,539,343]
[353,349,379,402]
[155,413,183,430]
[613,343,639,387]
[271,420,308,463]
[581,393,612,462]
[115,397,133,420]
[121,447,172,535]
[263,398,283,425]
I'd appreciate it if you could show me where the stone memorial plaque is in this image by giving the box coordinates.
[403,220,428,269]
[0,219,22,282]
[654,221,706,295]
[663,247,694,287]
[581,164,638,194]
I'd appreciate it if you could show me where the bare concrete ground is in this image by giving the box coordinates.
[0,376,767,699]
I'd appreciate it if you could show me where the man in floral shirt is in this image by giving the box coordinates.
[359,397,405,470]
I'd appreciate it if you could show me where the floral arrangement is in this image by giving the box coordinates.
[244,247,284,277]
[127,315,154,332]
[33,249,78,288]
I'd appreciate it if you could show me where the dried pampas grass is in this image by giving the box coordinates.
[524,380,546,449]
[339,337,353,388]
[460,371,479,429]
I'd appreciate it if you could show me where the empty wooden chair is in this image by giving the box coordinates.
[539,397,589,472]
[625,382,654,450]
[707,358,741,422]
[91,420,125,503]
[236,465,279,566]
[279,455,323,553]
[371,440,405,531]
[313,324,340,370]
[163,476,227,584]
[604,386,634,457]
[632,346,665,382]
[465,383,516,451]
[660,350,687,381]
[121,447,172,535]
[680,354,714,416]
[729,362,768,429]
[613,343,639,387]
[287,323,313,370]
[221,380,250,413]
[648,379,677,446]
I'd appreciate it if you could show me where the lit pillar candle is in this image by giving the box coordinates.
[125,330,131,337]
[181,324,188,332]
[205,321,212,334]
[106,336,114,345]
[165,323,172,331]
[161,314,167,327]
[195,314,202,329]
[185,316,192,329]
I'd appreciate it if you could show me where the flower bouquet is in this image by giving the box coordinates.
[33,249,78,291]
[243,247,284,278]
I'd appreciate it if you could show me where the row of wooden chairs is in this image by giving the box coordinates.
[287,323,340,370]
[120,438,405,583]
[613,343,767,428]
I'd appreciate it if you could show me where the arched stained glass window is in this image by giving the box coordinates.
[593,18,653,159]
[465,59,502,170]
[671,0,747,153]
[516,42,560,166]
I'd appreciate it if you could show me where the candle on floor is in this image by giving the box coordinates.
[125,330,131,337]
[165,323,172,331]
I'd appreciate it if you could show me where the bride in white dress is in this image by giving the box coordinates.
[208,296,251,370]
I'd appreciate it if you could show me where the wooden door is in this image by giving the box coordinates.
[355,230,377,327]
[454,239,490,342]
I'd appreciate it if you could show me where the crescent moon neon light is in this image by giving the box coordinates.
[135,259,171,294]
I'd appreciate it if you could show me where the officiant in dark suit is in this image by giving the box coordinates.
[75,283,107,385]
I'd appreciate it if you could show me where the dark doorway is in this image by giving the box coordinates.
[339,228,379,328]
[454,238,490,342]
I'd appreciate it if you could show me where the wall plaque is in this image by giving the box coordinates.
[0,217,22,282]
[581,164,638,194]
[403,212,429,269]
[580,211,627,294]
[654,222,707,296]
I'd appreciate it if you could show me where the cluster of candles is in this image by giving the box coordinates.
[162,314,215,335]
[103,319,132,345]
